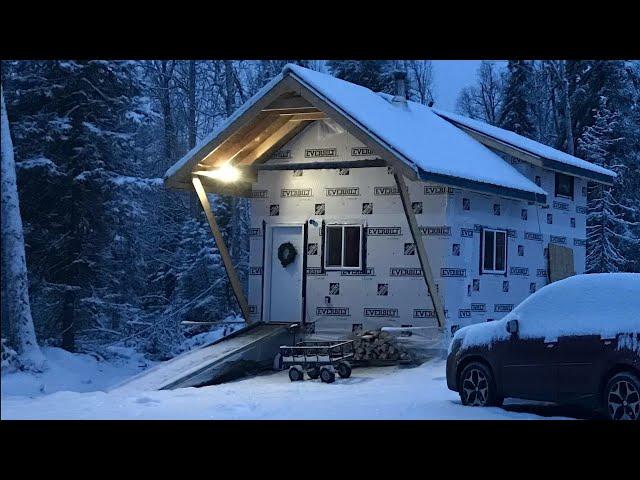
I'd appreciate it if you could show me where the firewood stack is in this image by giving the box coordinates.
[351,329,413,364]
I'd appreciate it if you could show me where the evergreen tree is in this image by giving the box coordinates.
[579,96,636,272]
[327,60,396,93]
[4,60,146,351]
[499,60,535,136]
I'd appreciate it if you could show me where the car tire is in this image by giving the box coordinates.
[459,361,500,407]
[604,372,640,421]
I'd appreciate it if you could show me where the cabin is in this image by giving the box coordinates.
[164,64,616,343]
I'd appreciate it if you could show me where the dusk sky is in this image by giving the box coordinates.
[431,60,482,111]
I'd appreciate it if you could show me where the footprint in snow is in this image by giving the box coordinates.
[135,396,160,405]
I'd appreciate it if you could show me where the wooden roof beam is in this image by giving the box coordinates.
[280,112,327,121]
[262,95,314,112]
[234,119,311,166]
[200,115,291,168]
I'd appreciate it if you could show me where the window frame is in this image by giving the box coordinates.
[481,227,507,275]
[324,223,363,270]
[555,172,574,200]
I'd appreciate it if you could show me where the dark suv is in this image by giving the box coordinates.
[446,273,640,420]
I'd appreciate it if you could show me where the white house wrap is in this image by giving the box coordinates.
[164,64,616,345]
[247,122,590,338]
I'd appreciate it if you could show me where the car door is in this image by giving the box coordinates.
[554,334,606,403]
[497,334,558,402]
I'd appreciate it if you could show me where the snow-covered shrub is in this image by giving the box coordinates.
[1,338,20,373]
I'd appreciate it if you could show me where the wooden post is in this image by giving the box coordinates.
[393,172,446,328]
[192,176,252,323]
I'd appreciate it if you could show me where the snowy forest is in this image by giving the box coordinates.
[2,59,639,373]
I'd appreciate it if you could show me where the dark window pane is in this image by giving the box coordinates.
[344,226,361,267]
[555,173,574,199]
[495,232,506,271]
[326,226,342,267]
[483,230,494,271]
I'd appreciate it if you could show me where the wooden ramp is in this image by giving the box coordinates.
[111,323,293,392]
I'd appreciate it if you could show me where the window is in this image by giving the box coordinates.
[324,224,362,269]
[481,228,507,274]
[555,172,574,200]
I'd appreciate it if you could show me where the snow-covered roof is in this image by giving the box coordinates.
[283,65,546,202]
[431,108,616,183]
[164,64,624,203]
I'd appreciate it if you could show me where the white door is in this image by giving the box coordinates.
[268,225,303,322]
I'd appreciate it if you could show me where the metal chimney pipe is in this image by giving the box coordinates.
[392,70,407,103]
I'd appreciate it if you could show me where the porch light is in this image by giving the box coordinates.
[196,163,241,183]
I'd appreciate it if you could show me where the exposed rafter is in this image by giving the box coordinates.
[235,119,311,166]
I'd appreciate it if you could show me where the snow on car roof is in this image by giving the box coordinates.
[455,273,640,348]
[431,108,616,180]
[284,64,546,198]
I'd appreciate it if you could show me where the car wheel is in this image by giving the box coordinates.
[604,372,640,421]
[459,362,500,407]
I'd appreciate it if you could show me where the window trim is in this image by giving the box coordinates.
[554,172,574,200]
[481,228,507,275]
[324,223,363,270]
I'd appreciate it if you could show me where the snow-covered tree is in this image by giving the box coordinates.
[4,60,147,351]
[578,96,636,272]
[499,60,535,136]
[1,88,46,371]
[327,60,396,93]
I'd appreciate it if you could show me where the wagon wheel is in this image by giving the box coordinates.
[337,361,352,379]
[320,366,335,383]
[288,366,304,382]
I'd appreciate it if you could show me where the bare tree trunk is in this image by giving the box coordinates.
[547,60,575,155]
[558,61,575,155]
[1,89,46,371]
[157,61,176,171]
[187,60,199,217]
[223,60,236,117]
[187,60,197,150]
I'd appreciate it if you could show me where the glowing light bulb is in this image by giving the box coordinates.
[197,163,241,183]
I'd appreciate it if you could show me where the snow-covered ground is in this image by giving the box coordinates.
[1,346,152,398]
[2,347,573,419]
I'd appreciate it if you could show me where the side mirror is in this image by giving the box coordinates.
[506,319,519,335]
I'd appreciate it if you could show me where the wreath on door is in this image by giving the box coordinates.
[277,241,297,267]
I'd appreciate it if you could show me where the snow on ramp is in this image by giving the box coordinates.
[110,323,291,392]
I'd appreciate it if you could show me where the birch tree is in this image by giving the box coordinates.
[1,89,46,371]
